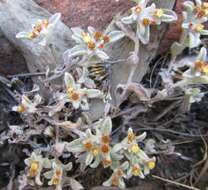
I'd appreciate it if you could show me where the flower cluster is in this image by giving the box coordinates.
[24,152,51,186]
[16,13,61,46]
[13,1,205,189]
[181,0,208,48]
[160,47,208,106]
[54,72,103,111]
[65,117,118,168]
[121,0,177,44]
[12,72,103,116]
[65,26,125,61]
[66,118,156,189]
[12,94,41,113]
[24,152,75,190]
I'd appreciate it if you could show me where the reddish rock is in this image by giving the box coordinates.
[0,32,28,76]
[159,0,184,54]
[160,0,208,54]
[35,0,133,29]
[34,0,187,54]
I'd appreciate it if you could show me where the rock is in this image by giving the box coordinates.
[158,0,184,54]
[0,29,28,76]
[35,0,133,29]
[159,0,208,54]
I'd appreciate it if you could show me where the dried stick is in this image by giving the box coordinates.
[152,175,200,190]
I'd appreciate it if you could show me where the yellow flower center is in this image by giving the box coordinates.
[142,18,151,26]
[52,177,61,185]
[94,31,103,41]
[67,88,81,101]
[147,161,156,170]
[194,60,208,75]
[132,165,141,176]
[91,147,100,156]
[29,19,49,39]
[134,5,142,14]
[82,32,92,43]
[127,132,136,143]
[193,24,204,32]
[203,2,208,8]
[196,8,206,18]
[101,144,110,154]
[195,60,205,72]
[87,41,96,50]
[155,9,164,18]
[202,65,208,75]
[52,169,62,185]
[129,144,140,154]
[116,169,124,177]
[201,3,208,15]
[29,161,39,177]
[101,135,111,144]
[17,105,26,113]
[83,140,93,151]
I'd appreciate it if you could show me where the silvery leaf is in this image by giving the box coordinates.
[95,49,109,60]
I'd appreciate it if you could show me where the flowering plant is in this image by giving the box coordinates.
[5,0,207,189]
[66,118,156,188]
[53,72,103,111]
[65,26,125,61]
[12,94,41,113]
[16,13,61,46]
[121,0,177,44]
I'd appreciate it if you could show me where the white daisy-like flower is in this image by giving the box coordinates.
[44,160,72,190]
[16,13,61,46]
[64,26,125,61]
[121,0,177,44]
[12,94,41,113]
[59,72,103,110]
[24,152,51,186]
[103,161,129,189]
[181,1,208,48]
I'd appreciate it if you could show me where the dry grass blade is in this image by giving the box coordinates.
[152,175,200,190]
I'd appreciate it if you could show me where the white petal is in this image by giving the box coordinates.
[90,156,101,168]
[95,49,109,60]
[201,29,208,36]
[85,89,102,98]
[102,117,112,135]
[121,161,129,170]
[72,100,81,109]
[64,72,75,88]
[137,23,150,44]
[85,153,94,166]
[72,34,84,43]
[49,13,61,25]
[188,32,201,48]
[71,27,84,36]
[197,47,207,62]
[121,15,134,24]
[103,177,112,187]
[65,139,85,153]
[107,30,125,44]
[16,32,30,39]
[136,132,147,141]
[87,26,96,35]
[118,178,126,189]
[65,45,87,58]
[160,9,178,22]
